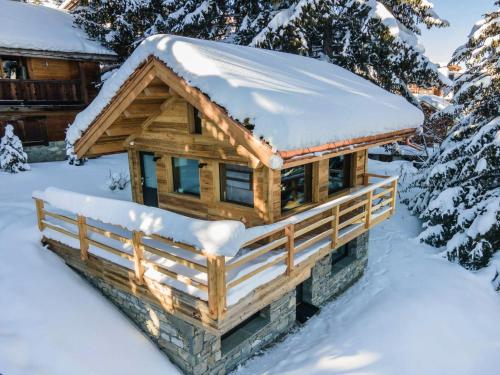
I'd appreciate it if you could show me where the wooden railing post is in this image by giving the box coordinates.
[77,214,89,261]
[285,224,295,276]
[34,198,45,231]
[207,255,226,320]
[331,205,339,249]
[390,179,398,214]
[365,190,373,229]
[132,231,145,284]
[363,173,370,186]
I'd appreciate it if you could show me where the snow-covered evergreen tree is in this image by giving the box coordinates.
[235,0,448,102]
[0,125,30,173]
[74,0,164,59]
[403,2,499,270]
[153,0,228,40]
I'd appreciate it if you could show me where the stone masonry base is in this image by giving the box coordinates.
[72,232,369,374]
[25,141,66,163]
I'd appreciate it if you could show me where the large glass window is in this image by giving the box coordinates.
[220,164,254,207]
[0,57,27,79]
[172,157,200,196]
[281,164,312,212]
[328,155,350,195]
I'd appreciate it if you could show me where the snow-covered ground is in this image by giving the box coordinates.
[0,155,498,374]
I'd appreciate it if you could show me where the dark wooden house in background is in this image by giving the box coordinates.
[0,0,116,162]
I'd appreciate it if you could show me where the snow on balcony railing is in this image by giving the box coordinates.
[33,174,397,319]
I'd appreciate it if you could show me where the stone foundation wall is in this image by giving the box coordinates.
[67,233,369,374]
[25,141,66,163]
[302,232,369,306]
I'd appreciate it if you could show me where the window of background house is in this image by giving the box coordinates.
[172,157,200,196]
[281,164,312,212]
[328,155,350,195]
[0,57,27,79]
[220,164,254,207]
[193,108,202,134]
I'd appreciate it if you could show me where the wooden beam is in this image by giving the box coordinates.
[285,224,295,276]
[132,231,145,284]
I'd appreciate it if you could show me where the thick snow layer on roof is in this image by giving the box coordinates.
[415,94,450,111]
[67,35,423,151]
[0,0,114,56]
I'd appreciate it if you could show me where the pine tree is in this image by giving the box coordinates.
[234,0,447,103]
[74,0,165,59]
[154,0,228,40]
[0,125,30,173]
[403,2,499,270]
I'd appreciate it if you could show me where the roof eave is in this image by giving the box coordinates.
[0,47,117,62]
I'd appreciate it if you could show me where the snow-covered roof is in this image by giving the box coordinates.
[68,34,423,152]
[415,94,450,111]
[0,0,115,59]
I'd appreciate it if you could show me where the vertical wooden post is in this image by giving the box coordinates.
[78,62,89,104]
[34,198,45,231]
[207,255,227,320]
[285,224,295,276]
[77,214,89,261]
[365,190,373,229]
[331,205,339,249]
[363,173,370,186]
[390,179,398,214]
[132,231,145,284]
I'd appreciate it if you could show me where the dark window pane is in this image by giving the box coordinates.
[173,157,200,196]
[331,244,349,265]
[220,164,254,206]
[281,164,312,212]
[328,155,349,195]
[193,108,202,134]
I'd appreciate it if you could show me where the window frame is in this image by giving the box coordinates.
[193,107,202,135]
[219,163,254,207]
[171,157,201,197]
[280,163,313,213]
[327,154,351,196]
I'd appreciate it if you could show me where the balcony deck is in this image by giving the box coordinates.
[34,173,397,333]
[0,78,84,105]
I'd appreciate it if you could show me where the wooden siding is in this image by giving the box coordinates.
[27,58,80,80]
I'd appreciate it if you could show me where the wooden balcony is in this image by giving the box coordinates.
[34,173,397,332]
[0,78,83,104]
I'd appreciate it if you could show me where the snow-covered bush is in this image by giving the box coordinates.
[402,3,499,270]
[0,124,30,173]
[65,138,86,166]
[106,170,130,191]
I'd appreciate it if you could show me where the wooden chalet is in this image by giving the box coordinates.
[0,0,116,162]
[34,35,423,374]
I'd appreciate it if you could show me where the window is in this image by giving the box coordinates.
[0,57,27,79]
[172,157,200,196]
[281,164,313,212]
[328,155,350,195]
[193,108,202,134]
[331,242,355,273]
[221,311,269,354]
[220,164,254,207]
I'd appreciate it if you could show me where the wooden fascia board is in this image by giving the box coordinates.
[74,59,157,157]
[151,59,277,169]
[279,128,416,162]
[0,47,117,62]
[281,129,417,168]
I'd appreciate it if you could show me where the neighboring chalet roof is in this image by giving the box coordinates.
[415,94,450,111]
[68,35,423,167]
[0,0,116,61]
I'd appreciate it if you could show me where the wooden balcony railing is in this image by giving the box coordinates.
[0,78,83,104]
[34,173,397,321]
